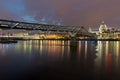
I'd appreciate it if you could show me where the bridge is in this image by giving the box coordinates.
[0,19,97,40]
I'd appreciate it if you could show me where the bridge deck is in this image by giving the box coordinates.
[0,19,96,37]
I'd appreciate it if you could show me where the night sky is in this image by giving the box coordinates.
[0,0,120,28]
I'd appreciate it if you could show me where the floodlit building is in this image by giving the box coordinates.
[90,21,120,39]
[99,21,108,33]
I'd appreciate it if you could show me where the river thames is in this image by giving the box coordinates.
[0,40,120,80]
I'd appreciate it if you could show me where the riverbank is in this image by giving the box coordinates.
[0,37,120,42]
[15,38,120,41]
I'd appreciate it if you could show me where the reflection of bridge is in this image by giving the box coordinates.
[0,19,96,39]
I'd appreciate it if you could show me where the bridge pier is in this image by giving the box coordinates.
[70,39,78,46]
[69,32,78,46]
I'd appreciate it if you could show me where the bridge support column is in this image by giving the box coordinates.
[69,32,77,40]
[70,38,78,46]
[69,32,78,46]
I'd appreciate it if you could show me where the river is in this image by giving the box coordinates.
[0,40,119,80]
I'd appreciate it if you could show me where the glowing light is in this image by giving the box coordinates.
[45,34,58,39]
[85,41,88,60]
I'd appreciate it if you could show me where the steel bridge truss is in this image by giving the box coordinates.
[0,19,96,38]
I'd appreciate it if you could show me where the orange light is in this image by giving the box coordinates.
[46,34,58,39]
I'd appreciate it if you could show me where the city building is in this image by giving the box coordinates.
[89,21,120,39]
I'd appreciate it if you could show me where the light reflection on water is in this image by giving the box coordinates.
[94,41,120,79]
[0,40,120,80]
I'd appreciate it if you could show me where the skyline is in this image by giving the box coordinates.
[0,0,120,28]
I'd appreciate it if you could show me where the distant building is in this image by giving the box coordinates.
[89,21,120,39]
[99,21,108,33]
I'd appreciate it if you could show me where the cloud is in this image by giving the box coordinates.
[0,0,120,28]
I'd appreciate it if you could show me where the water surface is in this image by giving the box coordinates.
[0,40,120,80]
